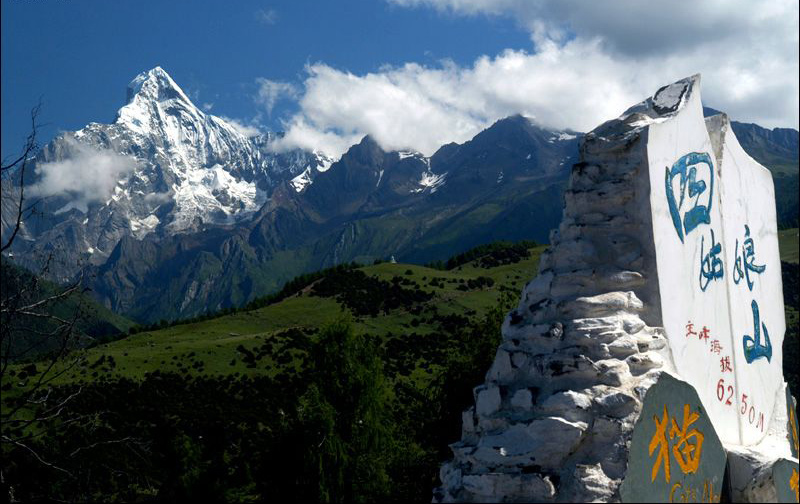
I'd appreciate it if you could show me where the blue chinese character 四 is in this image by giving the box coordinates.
[665,152,715,243]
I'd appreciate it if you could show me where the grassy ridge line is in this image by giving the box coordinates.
[778,227,799,263]
[30,245,545,384]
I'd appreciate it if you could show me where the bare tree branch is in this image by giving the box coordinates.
[1,435,74,478]
[1,102,41,253]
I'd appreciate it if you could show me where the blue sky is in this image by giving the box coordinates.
[2,0,798,158]
[1,0,528,155]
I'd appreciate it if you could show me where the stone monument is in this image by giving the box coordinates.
[434,75,797,503]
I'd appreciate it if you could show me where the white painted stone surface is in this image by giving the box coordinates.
[716,114,786,445]
[647,79,785,445]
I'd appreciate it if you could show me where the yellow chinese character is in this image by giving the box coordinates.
[702,479,720,503]
[790,468,798,502]
[649,405,672,483]
[791,408,798,456]
[670,404,704,475]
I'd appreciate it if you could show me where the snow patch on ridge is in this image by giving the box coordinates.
[129,215,160,239]
[169,164,265,231]
[398,150,424,160]
[314,152,334,172]
[291,167,314,192]
[412,171,447,193]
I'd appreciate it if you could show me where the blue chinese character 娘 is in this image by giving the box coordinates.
[733,224,766,291]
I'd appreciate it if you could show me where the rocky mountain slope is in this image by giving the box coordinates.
[704,107,799,227]
[86,115,579,322]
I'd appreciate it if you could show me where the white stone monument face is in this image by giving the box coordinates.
[646,76,785,445]
[435,74,791,503]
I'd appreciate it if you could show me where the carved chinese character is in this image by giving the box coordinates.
[650,405,672,483]
[670,404,705,475]
[699,229,724,292]
[665,152,715,243]
[733,224,766,291]
[743,299,772,364]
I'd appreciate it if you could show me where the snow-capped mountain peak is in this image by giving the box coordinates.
[16,67,324,275]
[117,66,209,139]
[125,66,193,106]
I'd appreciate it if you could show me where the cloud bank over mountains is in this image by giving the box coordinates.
[262,0,798,158]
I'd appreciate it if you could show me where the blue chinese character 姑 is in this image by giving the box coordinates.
[665,152,715,243]
[743,299,772,364]
[733,224,766,291]
[699,228,724,292]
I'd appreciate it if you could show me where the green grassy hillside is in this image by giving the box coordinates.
[0,259,135,360]
[2,243,544,502]
[779,227,799,263]
[47,246,543,383]
[5,241,798,503]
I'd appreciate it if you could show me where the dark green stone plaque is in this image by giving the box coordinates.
[620,373,726,503]
[772,458,799,503]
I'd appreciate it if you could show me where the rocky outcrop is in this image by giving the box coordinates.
[434,78,686,503]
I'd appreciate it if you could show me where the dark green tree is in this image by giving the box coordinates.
[299,319,392,503]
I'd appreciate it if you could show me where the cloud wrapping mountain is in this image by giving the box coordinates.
[265,0,798,158]
[31,139,138,213]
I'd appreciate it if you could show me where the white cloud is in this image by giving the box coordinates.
[255,78,297,116]
[202,102,214,111]
[31,138,137,212]
[219,116,263,138]
[267,0,797,159]
[255,8,278,25]
[144,191,172,205]
[389,0,798,127]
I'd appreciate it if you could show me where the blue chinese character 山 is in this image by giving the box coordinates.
[743,299,772,364]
